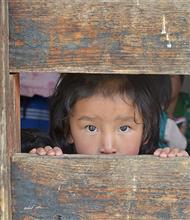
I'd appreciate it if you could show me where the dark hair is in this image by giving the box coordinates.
[49,74,161,154]
[149,75,171,110]
[21,128,54,153]
[180,75,185,84]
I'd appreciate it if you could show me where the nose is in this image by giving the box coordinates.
[99,133,117,154]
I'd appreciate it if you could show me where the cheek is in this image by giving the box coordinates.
[120,140,141,155]
[121,130,143,155]
[126,145,140,155]
[69,121,100,154]
[73,136,99,154]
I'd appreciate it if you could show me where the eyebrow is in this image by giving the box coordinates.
[114,116,136,122]
[78,116,97,121]
[78,115,136,122]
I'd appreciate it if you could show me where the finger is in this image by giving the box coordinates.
[44,146,53,151]
[29,148,37,154]
[46,149,56,156]
[153,148,162,156]
[54,147,63,156]
[36,147,48,155]
[167,148,179,157]
[159,147,171,158]
[176,150,189,157]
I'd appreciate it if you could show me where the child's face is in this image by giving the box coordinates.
[68,94,143,155]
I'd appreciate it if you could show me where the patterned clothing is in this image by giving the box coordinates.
[21,95,50,132]
[174,92,190,153]
[159,112,168,148]
[159,111,187,149]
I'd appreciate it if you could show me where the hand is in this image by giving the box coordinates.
[29,146,63,156]
[154,147,189,158]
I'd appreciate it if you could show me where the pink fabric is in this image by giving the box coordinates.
[20,72,60,97]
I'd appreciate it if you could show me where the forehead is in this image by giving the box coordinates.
[71,94,142,121]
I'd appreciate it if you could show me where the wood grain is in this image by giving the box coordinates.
[0,0,12,219]
[9,0,190,74]
[9,73,21,154]
[12,154,190,220]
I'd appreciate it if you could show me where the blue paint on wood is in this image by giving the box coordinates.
[9,17,50,67]
[54,32,60,48]
[80,37,90,48]
[64,37,91,50]
[12,164,81,220]
[142,34,165,49]
[65,43,79,50]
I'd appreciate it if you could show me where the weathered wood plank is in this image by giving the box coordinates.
[9,0,190,74]
[0,0,12,219]
[12,154,190,220]
[9,73,21,153]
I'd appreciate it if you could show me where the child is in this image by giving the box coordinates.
[167,75,190,153]
[150,75,187,149]
[30,74,189,157]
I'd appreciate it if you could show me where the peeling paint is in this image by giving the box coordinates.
[166,33,172,48]
[132,175,137,192]
[24,205,44,210]
[167,42,172,48]
[161,15,166,34]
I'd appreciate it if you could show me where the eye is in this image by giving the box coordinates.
[85,125,97,132]
[119,125,129,132]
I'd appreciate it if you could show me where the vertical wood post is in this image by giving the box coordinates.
[0,0,12,219]
[9,73,21,154]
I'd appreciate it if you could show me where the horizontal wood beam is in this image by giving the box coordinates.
[12,154,190,219]
[9,0,190,74]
